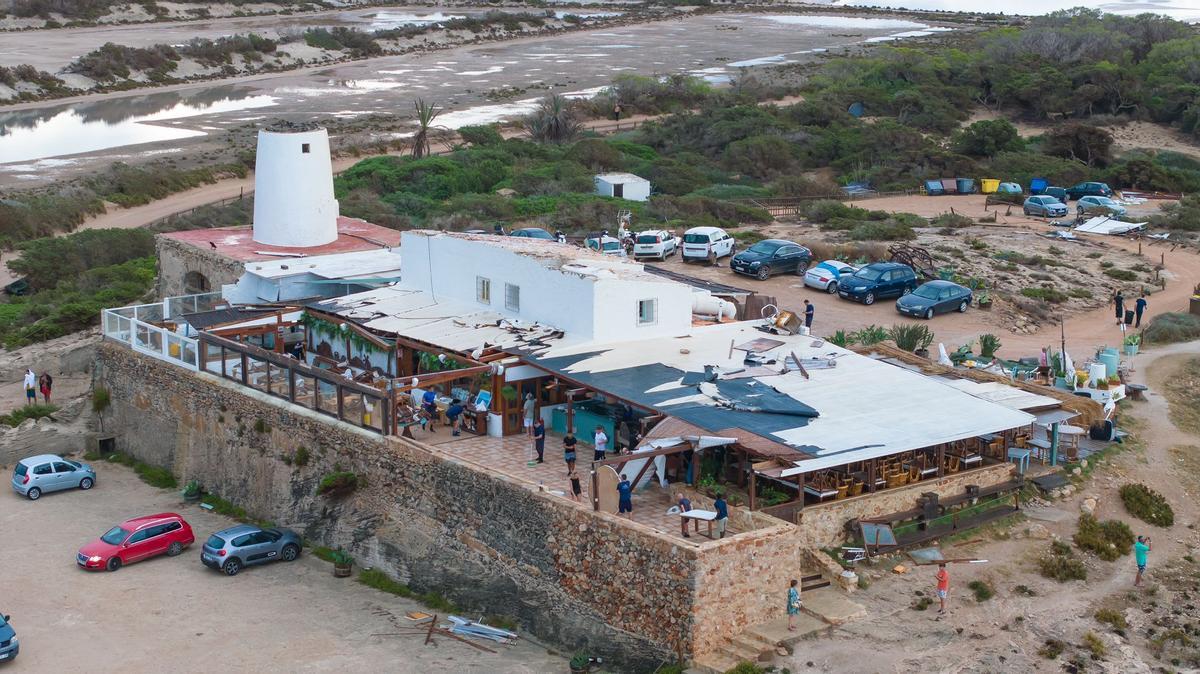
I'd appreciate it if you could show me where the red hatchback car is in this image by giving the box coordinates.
[77,513,195,572]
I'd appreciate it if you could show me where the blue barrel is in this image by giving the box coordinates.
[956,178,976,194]
[1099,348,1119,377]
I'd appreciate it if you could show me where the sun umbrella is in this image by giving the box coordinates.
[1063,350,1076,388]
[937,343,952,367]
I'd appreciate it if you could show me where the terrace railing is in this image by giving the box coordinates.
[101,295,214,371]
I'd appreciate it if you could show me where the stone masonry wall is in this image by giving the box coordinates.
[95,341,805,668]
[156,235,245,298]
[796,462,1015,547]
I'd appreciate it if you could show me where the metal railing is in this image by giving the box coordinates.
[101,294,223,370]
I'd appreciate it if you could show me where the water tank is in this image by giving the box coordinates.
[252,122,339,248]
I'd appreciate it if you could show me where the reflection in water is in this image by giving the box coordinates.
[0,89,277,164]
[832,0,1200,21]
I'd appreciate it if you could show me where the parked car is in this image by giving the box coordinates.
[631,229,679,260]
[895,280,973,319]
[837,262,918,305]
[1076,196,1128,218]
[1064,182,1114,200]
[680,226,735,263]
[1023,195,1068,217]
[77,513,194,572]
[11,454,95,500]
[585,235,626,256]
[0,613,17,663]
[804,260,858,294]
[730,239,812,280]
[1043,186,1068,202]
[201,524,303,576]
[509,227,555,240]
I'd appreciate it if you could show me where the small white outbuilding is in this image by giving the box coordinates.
[594,172,651,202]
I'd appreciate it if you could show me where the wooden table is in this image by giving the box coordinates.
[1006,447,1031,474]
[679,509,718,538]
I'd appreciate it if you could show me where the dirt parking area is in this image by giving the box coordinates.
[0,462,562,673]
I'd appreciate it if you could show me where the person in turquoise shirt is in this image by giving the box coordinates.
[787,579,802,632]
[1134,536,1152,587]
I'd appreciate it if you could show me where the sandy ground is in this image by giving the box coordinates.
[780,344,1200,673]
[0,373,91,415]
[0,461,565,673]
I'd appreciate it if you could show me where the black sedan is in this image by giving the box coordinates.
[729,239,811,280]
[895,280,972,319]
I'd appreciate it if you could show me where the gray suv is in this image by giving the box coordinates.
[11,454,96,500]
[200,524,302,576]
[0,613,17,663]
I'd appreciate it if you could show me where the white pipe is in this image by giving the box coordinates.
[691,293,736,319]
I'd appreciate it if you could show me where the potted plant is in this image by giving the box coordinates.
[331,548,354,578]
[976,291,992,310]
[181,480,201,502]
[1123,333,1140,356]
[569,652,591,674]
[979,333,1001,360]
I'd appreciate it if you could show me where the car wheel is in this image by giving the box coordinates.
[281,544,300,562]
[756,266,771,281]
[223,558,242,576]
[79,477,93,490]
[27,487,41,501]
[864,292,876,306]
[826,281,838,294]
[797,260,810,275]
[1023,208,1030,216]
[925,308,935,320]
[166,541,183,557]
[958,300,969,313]
[106,557,122,572]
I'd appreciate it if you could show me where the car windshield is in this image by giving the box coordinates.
[205,535,226,549]
[66,460,81,469]
[101,526,130,545]
[748,241,782,254]
[636,235,660,244]
[1095,198,1116,206]
[0,614,6,627]
[854,267,885,281]
[912,285,942,300]
[683,233,711,244]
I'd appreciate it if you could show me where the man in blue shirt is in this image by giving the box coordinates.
[678,494,693,538]
[421,387,439,431]
[532,418,546,463]
[714,494,729,539]
[445,399,464,436]
[1135,293,1148,328]
[803,299,815,330]
[617,474,633,518]
[1134,535,1152,587]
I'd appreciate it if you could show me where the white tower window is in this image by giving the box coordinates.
[301,143,311,154]
[637,299,657,326]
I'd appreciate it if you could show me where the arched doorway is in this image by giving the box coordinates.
[183,270,211,294]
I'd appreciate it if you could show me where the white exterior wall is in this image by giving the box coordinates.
[594,175,651,202]
[252,128,339,247]
[591,278,693,342]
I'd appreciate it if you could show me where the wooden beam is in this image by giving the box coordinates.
[390,364,495,392]
[594,442,693,469]
[749,469,756,511]
[627,452,657,488]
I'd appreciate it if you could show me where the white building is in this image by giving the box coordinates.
[223,248,403,304]
[252,123,340,248]
[594,172,651,202]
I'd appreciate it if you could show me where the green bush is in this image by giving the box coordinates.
[1021,287,1068,303]
[1074,514,1134,561]
[930,212,973,229]
[0,403,58,427]
[1039,639,1067,659]
[317,471,360,497]
[888,323,933,352]
[1039,553,1087,582]
[9,228,155,292]
[967,579,995,602]
[1103,268,1138,281]
[1119,483,1174,527]
[1143,312,1200,344]
[1095,608,1128,630]
[849,219,915,241]
[201,493,248,520]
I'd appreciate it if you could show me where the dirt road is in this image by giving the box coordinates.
[0,462,563,673]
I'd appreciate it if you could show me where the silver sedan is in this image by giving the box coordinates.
[200,524,303,576]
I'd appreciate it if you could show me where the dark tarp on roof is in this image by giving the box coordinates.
[526,350,819,454]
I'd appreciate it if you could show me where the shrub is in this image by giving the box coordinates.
[1039,639,1066,659]
[888,323,933,352]
[1119,483,1175,527]
[1040,541,1087,582]
[92,386,111,414]
[0,403,58,427]
[1081,631,1107,659]
[853,325,888,346]
[930,212,973,229]
[1021,287,1068,303]
[801,199,869,224]
[201,493,248,520]
[979,333,1001,359]
[317,471,360,497]
[1103,268,1137,281]
[967,579,995,602]
[1074,514,1134,561]
[849,219,915,241]
[1143,312,1200,344]
[294,446,310,467]
[1095,608,1127,630]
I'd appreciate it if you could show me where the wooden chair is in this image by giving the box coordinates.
[836,483,849,500]
[850,480,864,497]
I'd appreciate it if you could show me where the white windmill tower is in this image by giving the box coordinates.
[252,121,339,248]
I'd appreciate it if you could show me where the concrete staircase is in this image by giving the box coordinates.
[689,587,865,674]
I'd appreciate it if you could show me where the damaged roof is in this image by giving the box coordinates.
[518,322,1035,471]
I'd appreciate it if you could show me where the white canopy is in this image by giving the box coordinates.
[1074,216,1147,236]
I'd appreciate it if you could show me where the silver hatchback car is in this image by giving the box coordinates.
[200,524,302,576]
[11,454,96,500]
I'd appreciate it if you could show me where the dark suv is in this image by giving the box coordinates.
[1064,182,1113,201]
[837,262,918,305]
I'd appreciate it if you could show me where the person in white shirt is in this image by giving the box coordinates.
[22,369,37,406]
[593,426,608,462]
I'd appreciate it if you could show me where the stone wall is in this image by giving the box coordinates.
[795,462,1015,547]
[0,398,92,467]
[156,235,245,298]
[0,330,98,382]
[94,341,805,668]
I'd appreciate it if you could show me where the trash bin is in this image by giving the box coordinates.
[924,179,944,196]
[980,179,1000,194]
[956,178,976,194]
[941,178,958,194]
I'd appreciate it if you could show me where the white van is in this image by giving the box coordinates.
[681,226,735,263]
[632,229,679,260]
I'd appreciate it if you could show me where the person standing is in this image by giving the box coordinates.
[567,469,582,503]
[787,579,802,632]
[421,386,439,431]
[38,372,53,404]
[803,299,815,330]
[532,417,546,463]
[714,493,729,539]
[563,432,578,475]
[445,398,464,437]
[1114,290,1125,327]
[935,563,950,615]
[593,425,608,462]
[1037,347,1050,384]
[617,473,633,518]
[1135,293,1148,328]
[613,101,622,122]
[1134,535,1152,587]
[678,494,693,538]
[522,393,536,436]
[22,369,36,406]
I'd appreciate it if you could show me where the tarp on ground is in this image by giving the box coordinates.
[1073,216,1148,236]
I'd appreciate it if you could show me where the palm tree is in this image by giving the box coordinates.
[524,94,580,144]
[410,98,441,158]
